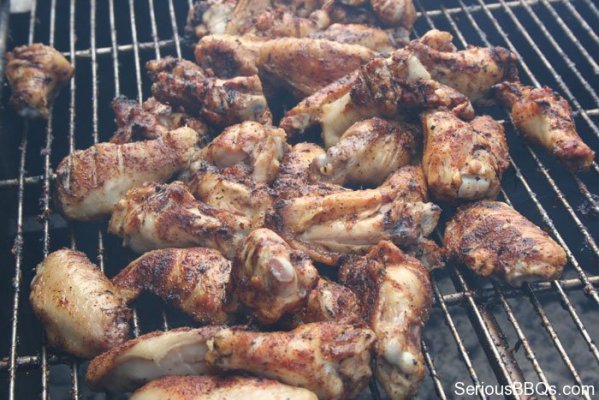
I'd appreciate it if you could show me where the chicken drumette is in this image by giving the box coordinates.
[444,201,567,286]
[5,43,74,118]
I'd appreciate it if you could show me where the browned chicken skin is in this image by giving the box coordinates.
[310,23,396,51]
[56,127,199,221]
[444,201,567,286]
[5,43,74,118]
[494,81,595,171]
[205,322,376,400]
[422,110,510,203]
[30,249,131,358]
[146,57,272,128]
[108,181,250,259]
[232,228,319,324]
[112,248,234,324]
[130,375,318,399]
[340,241,432,400]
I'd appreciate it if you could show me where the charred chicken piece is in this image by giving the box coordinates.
[310,117,418,186]
[108,181,250,259]
[5,43,74,118]
[130,375,318,400]
[109,96,210,144]
[233,228,319,324]
[146,57,271,128]
[29,249,131,358]
[86,327,220,393]
[194,34,267,78]
[112,248,234,325]
[205,322,376,400]
[445,201,567,286]
[268,185,441,265]
[56,127,199,221]
[340,241,432,400]
[422,110,510,203]
[408,30,519,103]
[185,0,237,40]
[494,81,595,171]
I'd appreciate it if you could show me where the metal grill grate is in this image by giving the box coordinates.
[0,1,597,399]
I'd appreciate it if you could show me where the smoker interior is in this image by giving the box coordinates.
[0,0,598,399]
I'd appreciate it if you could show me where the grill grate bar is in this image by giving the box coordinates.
[421,340,448,400]
[564,0,599,44]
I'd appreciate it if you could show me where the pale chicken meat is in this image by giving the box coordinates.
[494,81,595,171]
[408,30,519,103]
[5,43,74,118]
[309,117,418,186]
[56,127,199,221]
[109,96,210,144]
[205,322,376,400]
[86,327,220,393]
[112,248,234,325]
[340,241,432,400]
[444,201,567,286]
[29,249,131,358]
[130,375,318,400]
[422,110,510,203]
[232,228,319,324]
[108,181,250,259]
[146,57,271,128]
[268,184,441,265]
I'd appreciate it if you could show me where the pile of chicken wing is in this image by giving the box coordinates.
[9,0,594,399]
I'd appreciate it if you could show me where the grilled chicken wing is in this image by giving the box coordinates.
[146,57,271,128]
[29,249,131,358]
[5,43,74,118]
[309,23,396,51]
[205,322,376,399]
[422,110,509,203]
[109,96,210,144]
[408,30,519,103]
[195,34,267,78]
[268,184,441,265]
[86,327,220,393]
[232,228,319,324]
[130,375,318,400]
[56,127,199,221]
[112,248,234,324]
[108,181,250,259]
[494,81,595,171]
[310,117,418,186]
[340,241,432,400]
[370,0,416,29]
[444,201,567,286]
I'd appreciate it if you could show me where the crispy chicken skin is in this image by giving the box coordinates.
[55,127,199,221]
[340,241,432,400]
[370,0,416,29]
[146,57,271,128]
[310,117,418,185]
[233,228,319,324]
[130,375,318,400]
[309,23,396,51]
[86,327,220,393]
[268,184,441,265]
[205,322,376,399]
[494,81,595,171]
[5,43,74,118]
[110,96,210,144]
[29,249,131,358]
[195,34,267,78]
[112,248,234,324]
[381,165,428,203]
[444,201,567,286]
[185,0,237,40]
[422,110,510,203]
[108,181,250,259]
[408,30,519,103]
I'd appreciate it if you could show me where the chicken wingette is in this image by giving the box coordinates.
[205,322,376,400]
[56,127,199,221]
[340,241,432,400]
[494,81,595,171]
[30,249,131,358]
[422,110,510,203]
[5,43,74,118]
[108,181,250,259]
[444,201,567,286]
[112,248,234,324]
